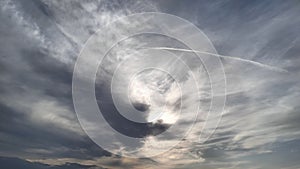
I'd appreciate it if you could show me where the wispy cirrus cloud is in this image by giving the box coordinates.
[0,0,300,169]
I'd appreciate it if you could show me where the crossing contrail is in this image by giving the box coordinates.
[142,47,288,73]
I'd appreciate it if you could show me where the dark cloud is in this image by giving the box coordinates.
[0,156,101,169]
[131,102,150,112]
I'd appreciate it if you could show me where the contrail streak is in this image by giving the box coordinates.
[142,47,288,73]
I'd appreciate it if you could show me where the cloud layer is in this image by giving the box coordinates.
[0,0,300,168]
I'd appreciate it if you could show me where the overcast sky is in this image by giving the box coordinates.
[0,0,300,169]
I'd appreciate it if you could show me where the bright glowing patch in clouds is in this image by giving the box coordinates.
[128,69,181,124]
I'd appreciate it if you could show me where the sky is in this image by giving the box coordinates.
[0,0,300,168]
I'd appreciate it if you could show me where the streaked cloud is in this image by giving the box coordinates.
[0,0,299,169]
